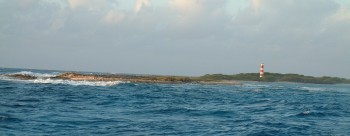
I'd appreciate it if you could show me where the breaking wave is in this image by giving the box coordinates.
[1,71,122,86]
[32,78,122,86]
[300,87,328,92]
[12,71,59,78]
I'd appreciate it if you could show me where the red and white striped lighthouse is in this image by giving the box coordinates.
[260,63,264,78]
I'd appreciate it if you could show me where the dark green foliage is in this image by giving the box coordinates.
[201,74,234,80]
[200,72,350,84]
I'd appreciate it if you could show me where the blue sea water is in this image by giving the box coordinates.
[0,68,350,135]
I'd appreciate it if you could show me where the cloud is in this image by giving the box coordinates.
[67,0,111,10]
[18,0,39,9]
[251,0,261,10]
[170,0,201,13]
[167,0,228,32]
[50,17,65,31]
[68,0,86,9]
[134,0,150,13]
[1,0,350,77]
[331,6,350,21]
[103,11,125,24]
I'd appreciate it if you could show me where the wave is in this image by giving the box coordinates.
[241,83,271,92]
[32,78,122,86]
[243,83,271,88]
[0,71,123,86]
[12,71,59,78]
[300,87,327,92]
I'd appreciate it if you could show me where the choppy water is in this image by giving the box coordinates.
[0,68,350,135]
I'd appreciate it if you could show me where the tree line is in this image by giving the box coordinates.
[200,72,350,84]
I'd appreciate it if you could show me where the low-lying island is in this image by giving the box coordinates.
[4,72,242,85]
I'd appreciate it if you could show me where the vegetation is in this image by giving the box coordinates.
[5,71,350,84]
[200,72,350,84]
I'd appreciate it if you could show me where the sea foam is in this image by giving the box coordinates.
[32,78,122,86]
[1,71,122,86]
[13,71,59,78]
[300,87,327,92]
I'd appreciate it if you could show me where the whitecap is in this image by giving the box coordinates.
[0,73,122,87]
[302,111,311,115]
[12,71,59,78]
[300,87,327,92]
[242,84,271,91]
[243,84,270,88]
[32,78,122,86]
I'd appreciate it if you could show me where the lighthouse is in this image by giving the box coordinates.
[260,63,264,78]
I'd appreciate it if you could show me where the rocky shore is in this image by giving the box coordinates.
[3,72,241,85]
[4,74,37,80]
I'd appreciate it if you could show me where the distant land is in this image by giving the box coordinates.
[201,72,350,84]
[3,72,241,85]
[2,67,350,84]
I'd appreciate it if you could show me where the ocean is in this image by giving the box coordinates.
[0,68,349,135]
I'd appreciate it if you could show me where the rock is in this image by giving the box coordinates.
[54,72,84,79]
[5,74,37,80]
[52,72,241,85]
[53,72,106,81]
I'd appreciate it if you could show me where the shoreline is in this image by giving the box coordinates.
[3,67,348,84]
[3,72,242,85]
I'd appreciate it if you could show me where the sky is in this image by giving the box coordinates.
[1,0,350,78]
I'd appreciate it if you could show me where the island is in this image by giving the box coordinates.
[3,72,241,85]
[201,72,350,84]
[3,72,350,85]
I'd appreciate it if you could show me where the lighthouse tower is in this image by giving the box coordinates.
[260,63,264,78]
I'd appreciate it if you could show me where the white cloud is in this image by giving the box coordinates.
[172,0,197,7]
[170,0,201,14]
[331,6,350,21]
[68,0,86,9]
[50,18,65,31]
[134,0,151,13]
[103,11,125,24]
[251,0,261,10]
[67,0,109,10]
